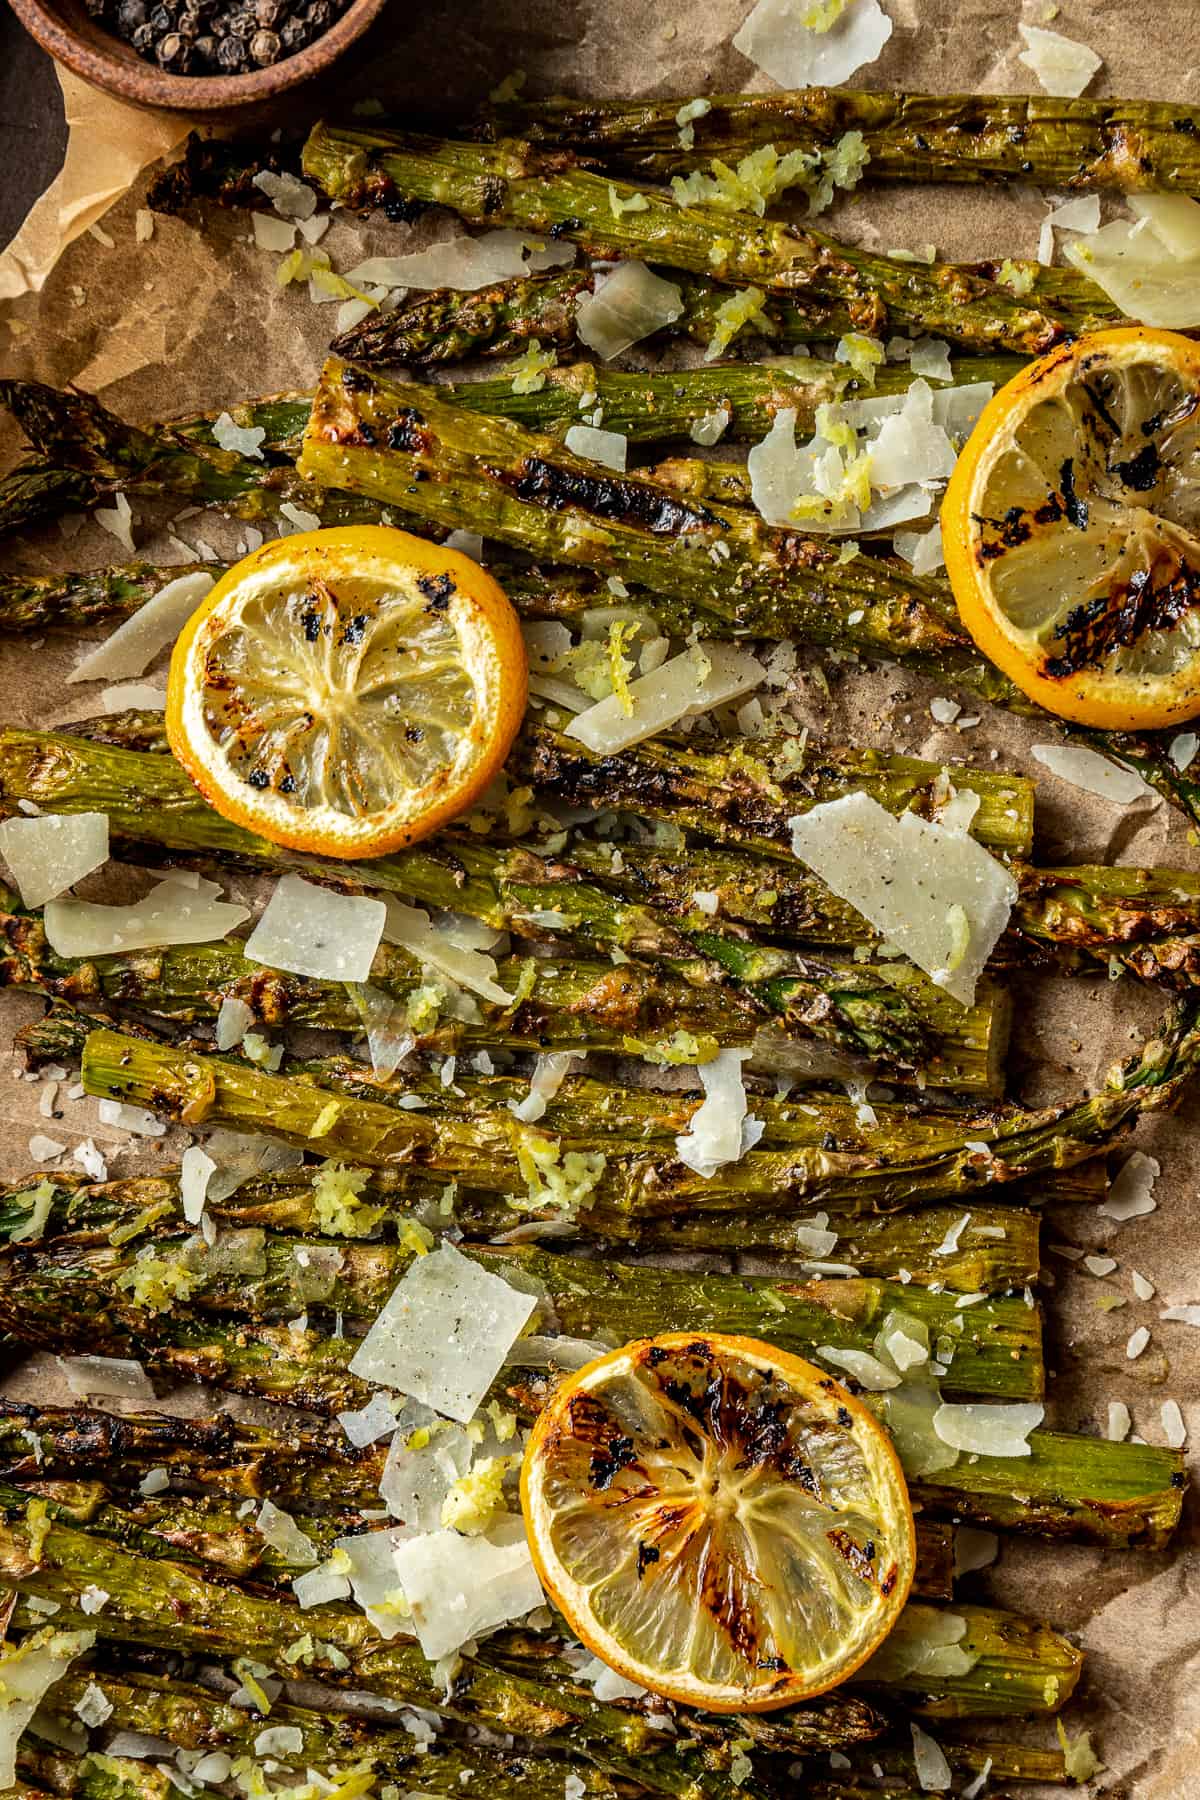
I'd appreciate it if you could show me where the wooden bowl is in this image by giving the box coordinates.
[8,0,389,112]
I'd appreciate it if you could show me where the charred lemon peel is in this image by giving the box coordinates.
[942,326,1200,730]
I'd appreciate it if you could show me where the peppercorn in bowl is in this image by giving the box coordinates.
[9,0,387,110]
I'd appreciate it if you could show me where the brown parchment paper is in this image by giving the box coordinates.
[3,2,1200,1794]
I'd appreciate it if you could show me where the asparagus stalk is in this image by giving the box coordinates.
[299,125,1115,356]
[2,1473,955,1601]
[0,1152,1048,1292]
[0,1511,884,1771]
[487,88,1200,193]
[0,729,1025,1083]
[32,1665,638,1800]
[0,1396,1181,1549]
[569,835,1200,987]
[0,375,1005,696]
[78,1009,1200,1215]
[0,1219,1044,1400]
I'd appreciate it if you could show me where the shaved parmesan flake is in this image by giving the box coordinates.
[788,1213,839,1258]
[1106,1400,1132,1442]
[1161,1304,1200,1326]
[575,261,684,360]
[504,1333,607,1370]
[576,1655,649,1702]
[932,1402,1044,1457]
[382,902,512,1007]
[350,983,415,1079]
[1037,194,1101,266]
[1064,210,1200,329]
[733,0,892,88]
[255,1500,318,1567]
[908,338,952,383]
[213,412,267,461]
[94,492,135,554]
[97,1098,165,1138]
[1016,23,1101,97]
[675,1048,761,1177]
[252,169,318,219]
[253,212,298,252]
[0,1629,95,1785]
[789,792,1016,1006]
[1132,1270,1156,1301]
[331,1528,412,1637]
[691,406,732,446]
[390,1517,544,1659]
[348,228,573,293]
[337,1391,400,1449]
[203,1129,303,1203]
[246,875,385,983]
[74,1680,113,1727]
[510,1052,583,1124]
[1127,1326,1151,1360]
[563,424,628,471]
[894,522,945,576]
[1161,1399,1187,1447]
[379,1413,471,1527]
[100,681,168,712]
[1101,1151,1160,1221]
[865,1609,973,1682]
[349,1242,537,1422]
[566,643,765,754]
[817,1345,902,1390]
[293,1554,352,1610]
[57,1354,154,1399]
[1031,743,1158,805]
[44,881,250,958]
[909,1721,952,1792]
[0,812,108,908]
[66,570,215,684]
[216,996,255,1052]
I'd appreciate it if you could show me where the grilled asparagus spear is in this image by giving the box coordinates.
[483,88,1200,194]
[296,126,1114,356]
[0,1156,1049,1292]
[0,1510,883,1774]
[77,1011,1200,1216]
[0,1398,1181,1548]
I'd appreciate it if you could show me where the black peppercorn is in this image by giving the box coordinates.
[216,31,247,65]
[96,0,351,75]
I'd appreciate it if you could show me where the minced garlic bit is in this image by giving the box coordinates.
[703,285,775,361]
[114,1246,203,1315]
[507,340,558,394]
[515,1132,607,1217]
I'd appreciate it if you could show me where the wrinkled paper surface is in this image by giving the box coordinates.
[2,3,1200,1795]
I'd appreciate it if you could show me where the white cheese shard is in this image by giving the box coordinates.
[733,0,892,89]
[575,261,684,360]
[932,1402,1044,1457]
[96,1098,165,1138]
[337,1391,400,1449]
[74,1681,113,1727]
[0,813,109,909]
[212,413,266,460]
[216,996,256,1052]
[202,1128,304,1203]
[1016,24,1102,97]
[348,1242,537,1422]
[379,1413,473,1527]
[566,643,765,754]
[789,791,1016,1006]
[1161,1399,1187,1448]
[99,681,168,712]
[390,1517,545,1660]
[0,1629,96,1786]
[381,899,511,1005]
[510,1052,584,1124]
[1126,1326,1151,1360]
[44,879,250,958]
[576,1656,649,1702]
[909,1720,952,1791]
[1161,1304,1200,1326]
[348,228,573,293]
[1100,1151,1160,1222]
[333,1527,414,1638]
[674,1048,762,1177]
[563,425,629,472]
[1030,744,1157,806]
[56,1355,155,1399]
[1037,194,1101,266]
[66,570,215,684]
[1106,1400,1132,1442]
[1064,196,1200,329]
[894,523,945,576]
[246,875,385,983]
[252,169,318,219]
[255,1499,318,1567]
[816,1346,902,1391]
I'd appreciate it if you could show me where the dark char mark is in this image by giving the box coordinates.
[511,455,722,536]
